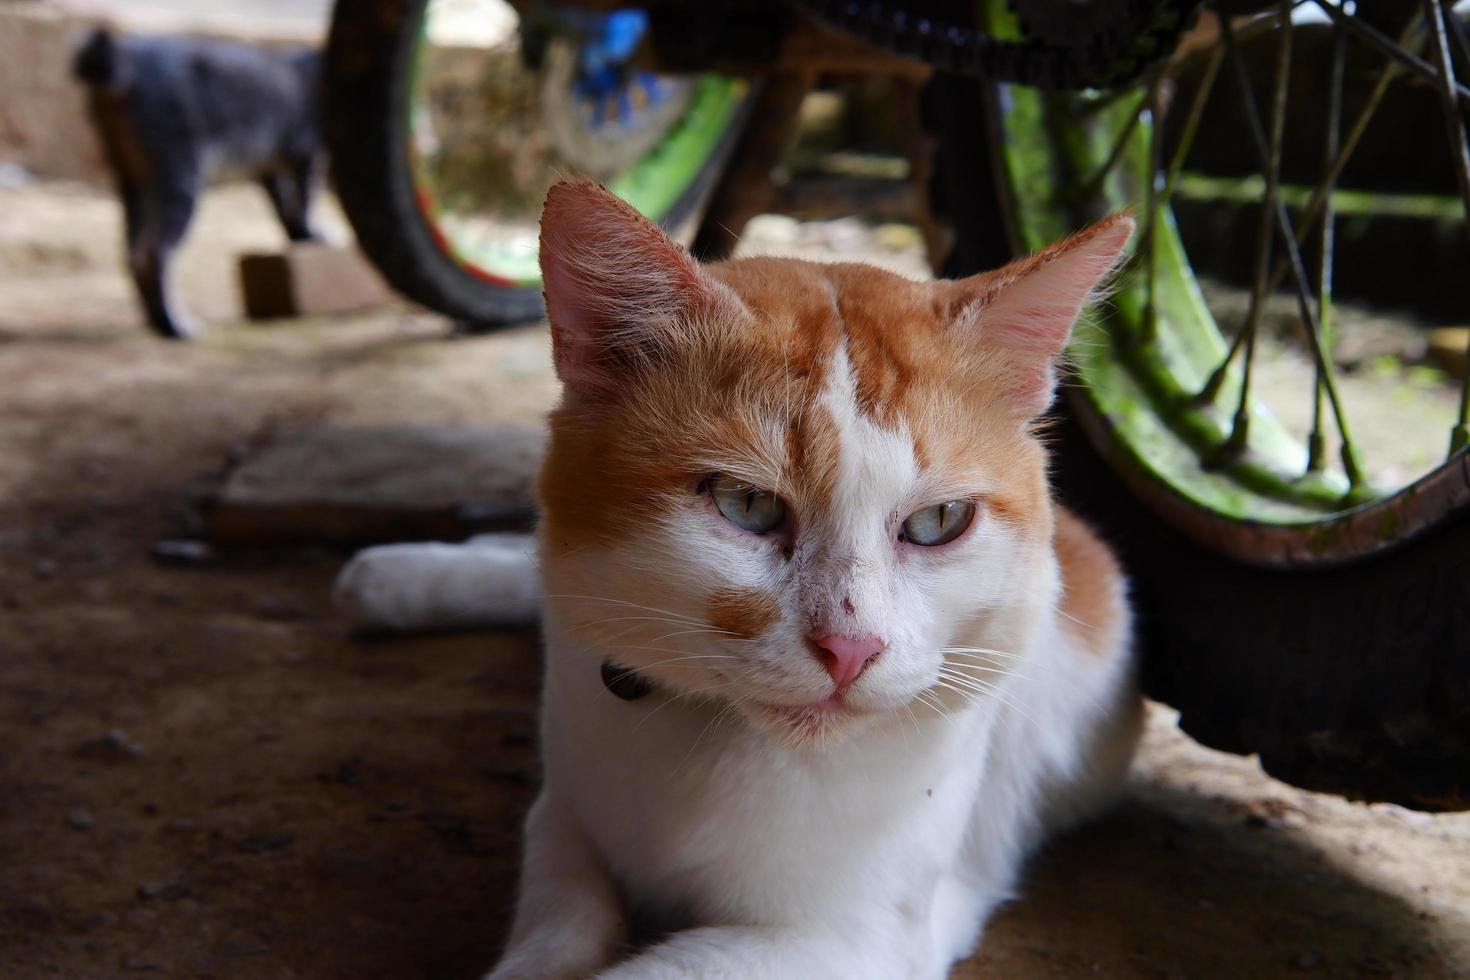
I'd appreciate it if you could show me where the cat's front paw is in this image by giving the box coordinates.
[333,535,538,634]
[332,543,433,633]
[148,307,203,341]
[484,939,619,980]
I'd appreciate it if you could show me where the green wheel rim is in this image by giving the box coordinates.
[405,3,747,288]
[981,2,1470,566]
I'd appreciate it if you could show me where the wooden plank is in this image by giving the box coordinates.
[203,424,543,545]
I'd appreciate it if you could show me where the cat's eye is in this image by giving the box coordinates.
[900,499,976,547]
[707,475,787,534]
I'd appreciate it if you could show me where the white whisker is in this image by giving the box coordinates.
[650,626,747,643]
[935,669,1041,730]
[942,661,1013,676]
[913,689,949,719]
[598,646,741,665]
[932,681,983,710]
[632,679,732,732]
[1056,608,1097,630]
[544,594,706,626]
[942,659,1035,685]
[941,646,1026,661]
[572,615,721,632]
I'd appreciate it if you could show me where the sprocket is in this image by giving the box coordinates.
[1010,0,1202,86]
[787,0,1202,90]
[1011,0,1146,47]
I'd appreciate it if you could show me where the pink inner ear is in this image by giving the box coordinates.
[954,215,1134,415]
[539,178,722,393]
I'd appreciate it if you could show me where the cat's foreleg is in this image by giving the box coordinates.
[594,919,937,980]
[263,155,323,243]
[487,793,628,980]
[123,179,195,340]
[124,172,200,340]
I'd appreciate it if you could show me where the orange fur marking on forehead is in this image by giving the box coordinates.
[708,587,782,640]
[707,258,1053,521]
[782,400,840,513]
[708,259,983,426]
[704,256,844,381]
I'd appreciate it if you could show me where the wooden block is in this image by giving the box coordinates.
[1429,327,1468,379]
[238,242,396,319]
[202,424,544,545]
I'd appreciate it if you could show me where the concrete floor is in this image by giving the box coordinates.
[1,180,1468,978]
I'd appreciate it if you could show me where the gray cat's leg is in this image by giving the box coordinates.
[261,157,321,243]
[126,168,200,339]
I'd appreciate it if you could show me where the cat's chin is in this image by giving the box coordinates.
[739,697,880,751]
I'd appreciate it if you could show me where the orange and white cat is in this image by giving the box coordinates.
[337,179,1141,978]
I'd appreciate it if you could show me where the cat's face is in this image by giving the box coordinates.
[536,180,1130,749]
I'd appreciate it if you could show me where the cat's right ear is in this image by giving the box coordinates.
[946,214,1133,418]
[539,178,742,396]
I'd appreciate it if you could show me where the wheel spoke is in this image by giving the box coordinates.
[1065,2,1451,500]
[1141,73,1167,344]
[1084,88,1152,193]
[1202,11,1294,465]
[984,1,1463,529]
[1262,11,1420,299]
[1422,0,1470,457]
[1156,45,1224,216]
[1312,0,1470,110]
[1206,6,1368,490]
[1079,76,1154,117]
[1308,14,1348,474]
[1190,21,1256,405]
[1448,0,1470,77]
[1441,6,1470,454]
[1456,355,1470,455]
[1135,45,1225,345]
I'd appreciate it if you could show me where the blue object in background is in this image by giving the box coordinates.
[557,8,668,129]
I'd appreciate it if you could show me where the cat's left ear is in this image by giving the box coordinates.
[539,178,745,397]
[948,214,1134,417]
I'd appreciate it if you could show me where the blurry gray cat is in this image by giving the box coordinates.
[73,27,323,338]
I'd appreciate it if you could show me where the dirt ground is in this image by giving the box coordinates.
[2,180,1469,980]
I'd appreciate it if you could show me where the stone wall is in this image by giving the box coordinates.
[0,3,107,182]
[0,0,325,184]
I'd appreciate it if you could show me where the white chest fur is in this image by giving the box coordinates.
[543,617,996,927]
[511,609,1134,980]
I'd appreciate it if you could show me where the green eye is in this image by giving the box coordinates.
[708,475,787,534]
[901,500,976,547]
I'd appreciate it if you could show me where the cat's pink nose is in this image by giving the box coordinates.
[808,632,884,690]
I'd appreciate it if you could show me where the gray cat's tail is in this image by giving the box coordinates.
[73,27,130,91]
